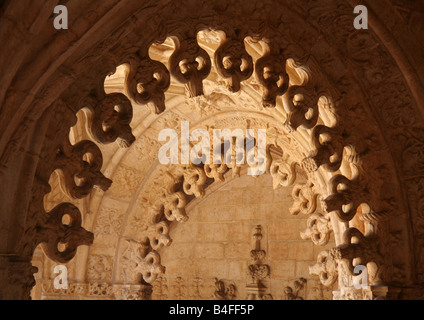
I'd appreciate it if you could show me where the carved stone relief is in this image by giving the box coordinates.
[2,0,423,300]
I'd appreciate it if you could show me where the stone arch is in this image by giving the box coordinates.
[1,0,423,300]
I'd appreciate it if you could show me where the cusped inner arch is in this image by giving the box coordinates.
[35,27,369,299]
[92,45,343,291]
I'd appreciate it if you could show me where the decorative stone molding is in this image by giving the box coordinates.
[283,84,320,132]
[333,285,389,301]
[87,254,114,282]
[152,276,169,300]
[270,158,297,189]
[41,280,152,300]
[335,228,389,286]
[113,284,153,300]
[255,51,289,108]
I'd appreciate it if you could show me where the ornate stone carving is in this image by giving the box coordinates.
[54,139,112,199]
[38,203,94,263]
[139,220,172,251]
[213,278,237,300]
[88,282,114,297]
[289,181,318,216]
[334,285,389,301]
[214,38,254,92]
[120,239,165,284]
[189,277,204,300]
[125,53,171,114]
[83,93,135,147]
[324,175,363,222]
[169,36,212,97]
[41,280,88,297]
[283,85,320,132]
[301,212,333,246]
[87,254,114,282]
[270,159,297,189]
[182,165,207,198]
[171,277,188,300]
[204,161,227,182]
[255,51,289,108]
[162,190,188,223]
[302,125,344,173]
[152,276,169,300]
[310,250,339,287]
[335,228,388,285]
[93,205,125,238]
[113,284,153,300]
[3,0,423,301]
[283,278,307,300]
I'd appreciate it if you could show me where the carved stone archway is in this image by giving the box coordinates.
[1,0,424,300]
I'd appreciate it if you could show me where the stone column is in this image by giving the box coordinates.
[0,256,38,300]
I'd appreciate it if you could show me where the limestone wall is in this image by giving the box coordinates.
[156,172,336,300]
